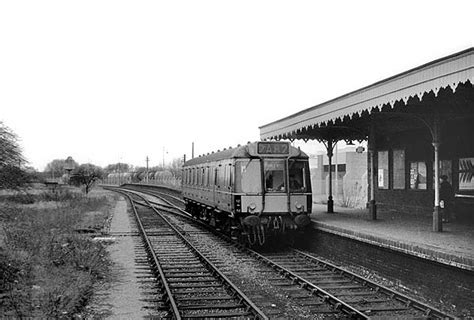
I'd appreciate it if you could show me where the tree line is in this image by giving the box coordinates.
[0,121,183,193]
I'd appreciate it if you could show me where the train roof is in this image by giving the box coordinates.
[183,141,308,167]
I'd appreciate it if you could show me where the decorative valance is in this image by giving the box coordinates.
[260,48,474,140]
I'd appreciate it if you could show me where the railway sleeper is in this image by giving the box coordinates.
[161,263,205,269]
[178,296,236,302]
[319,284,365,290]
[167,276,216,282]
[182,310,251,318]
[357,305,410,312]
[164,270,209,276]
[179,303,246,310]
[172,287,229,295]
[170,282,222,288]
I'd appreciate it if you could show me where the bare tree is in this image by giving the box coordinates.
[168,157,183,180]
[104,163,130,174]
[0,122,31,189]
[70,163,104,194]
[44,158,79,179]
[0,121,23,167]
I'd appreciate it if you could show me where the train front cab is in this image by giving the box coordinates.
[234,155,312,233]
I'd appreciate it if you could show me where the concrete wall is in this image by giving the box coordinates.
[310,149,367,208]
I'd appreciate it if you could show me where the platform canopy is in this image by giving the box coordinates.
[259,48,474,142]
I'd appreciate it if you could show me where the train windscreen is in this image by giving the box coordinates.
[289,160,308,192]
[264,160,286,192]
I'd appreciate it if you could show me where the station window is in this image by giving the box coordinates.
[410,161,427,190]
[378,151,389,189]
[459,157,474,190]
[432,160,452,189]
[392,149,405,189]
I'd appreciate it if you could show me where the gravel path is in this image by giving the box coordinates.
[85,195,152,319]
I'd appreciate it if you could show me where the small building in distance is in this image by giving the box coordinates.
[309,145,367,208]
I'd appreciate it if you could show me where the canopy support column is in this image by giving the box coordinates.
[432,116,442,232]
[368,123,377,219]
[322,137,338,213]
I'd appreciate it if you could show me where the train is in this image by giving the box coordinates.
[182,141,312,245]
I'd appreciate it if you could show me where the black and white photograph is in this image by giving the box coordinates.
[1,1,473,318]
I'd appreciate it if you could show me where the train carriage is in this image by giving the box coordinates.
[182,141,312,245]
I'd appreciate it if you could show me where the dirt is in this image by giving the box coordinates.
[83,195,152,319]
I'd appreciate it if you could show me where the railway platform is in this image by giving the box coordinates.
[310,204,474,272]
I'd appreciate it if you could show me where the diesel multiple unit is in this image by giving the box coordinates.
[182,141,312,245]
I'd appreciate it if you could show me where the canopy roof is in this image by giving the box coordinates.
[260,48,474,141]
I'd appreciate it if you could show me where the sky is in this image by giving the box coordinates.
[1,1,472,171]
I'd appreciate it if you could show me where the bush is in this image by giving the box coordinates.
[5,193,35,204]
[0,191,111,318]
[339,181,366,208]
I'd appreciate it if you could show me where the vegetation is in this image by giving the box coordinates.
[339,181,367,208]
[103,162,130,175]
[70,164,104,195]
[0,121,23,168]
[44,158,79,180]
[0,122,34,190]
[0,187,112,318]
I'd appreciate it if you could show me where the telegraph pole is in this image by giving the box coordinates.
[146,156,149,183]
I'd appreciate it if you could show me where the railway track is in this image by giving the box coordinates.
[115,185,457,319]
[115,188,267,319]
[254,250,453,319]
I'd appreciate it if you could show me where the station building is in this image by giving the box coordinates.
[309,147,367,208]
[260,48,474,231]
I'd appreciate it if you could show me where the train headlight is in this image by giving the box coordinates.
[295,202,304,213]
[247,203,257,213]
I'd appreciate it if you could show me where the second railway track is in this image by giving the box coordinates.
[112,185,457,319]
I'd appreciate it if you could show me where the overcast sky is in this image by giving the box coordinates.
[1,1,472,170]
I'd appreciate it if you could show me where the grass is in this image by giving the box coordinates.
[0,186,114,318]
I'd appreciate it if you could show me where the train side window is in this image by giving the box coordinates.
[203,167,208,186]
[410,161,427,190]
[197,168,202,186]
[213,166,218,187]
[207,166,212,186]
[224,164,229,188]
[208,166,214,186]
[229,163,234,190]
[218,164,225,188]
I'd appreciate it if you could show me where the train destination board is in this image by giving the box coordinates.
[257,142,290,155]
